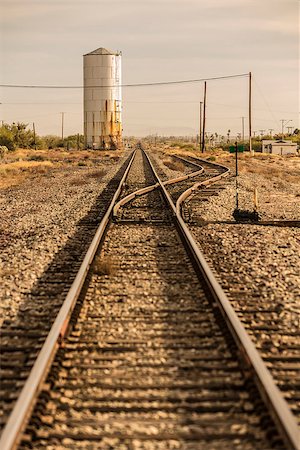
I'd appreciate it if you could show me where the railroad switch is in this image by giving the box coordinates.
[233,208,261,222]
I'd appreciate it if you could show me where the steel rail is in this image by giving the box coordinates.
[113,182,159,216]
[176,169,230,215]
[143,149,300,450]
[176,153,231,173]
[113,159,204,217]
[2,148,299,449]
[0,150,136,450]
[171,154,205,169]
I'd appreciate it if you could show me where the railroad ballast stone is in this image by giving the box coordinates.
[19,148,282,449]
[0,156,128,326]
[0,153,132,432]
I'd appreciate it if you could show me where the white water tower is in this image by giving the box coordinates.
[83,47,122,149]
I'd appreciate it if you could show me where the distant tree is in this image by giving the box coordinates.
[10,122,36,148]
[0,122,41,149]
[0,145,9,158]
[0,124,15,151]
[227,129,231,143]
[42,135,62,149]
[64,134,85,150]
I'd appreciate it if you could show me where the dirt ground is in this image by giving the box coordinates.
[0,148,125,190]
[2,144,299,218]
[150,144,300,220]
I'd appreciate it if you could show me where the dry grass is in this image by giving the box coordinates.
[158,143,300,190]
[163,158,185,172]
[1,160,53,170]
[69,169,106,186]
[69,178,88,186]
[0,160,53,189]
[93,256,117,276]
[86,169,106,179]
[3,148,125,166]
[110,155,120,162]
[0,147,125,189]
[236,155,300,184]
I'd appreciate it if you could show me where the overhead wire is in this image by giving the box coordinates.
[252,76,279,125]
[0,73,249,89]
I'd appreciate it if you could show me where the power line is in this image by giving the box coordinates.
[253,76,279,124]
[0,73,249,89]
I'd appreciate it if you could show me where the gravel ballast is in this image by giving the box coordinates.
[0,156,128,326]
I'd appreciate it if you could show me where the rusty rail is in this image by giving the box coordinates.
[0,150,136,450]
[143,149,300,450]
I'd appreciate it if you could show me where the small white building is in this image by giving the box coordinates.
[262,139,298,155]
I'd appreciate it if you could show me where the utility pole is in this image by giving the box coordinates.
[199,101,203,152]
[33,122,37,150]
[60,112,65,141]
[281,119,292,139]
[235,141,239,210]
[241,116,245,142]
[259,130,265,139]
[280,120,284,138]
[249,72,253,155]
[201,82,207,153]
[269,129,274,137]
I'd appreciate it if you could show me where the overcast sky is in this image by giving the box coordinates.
[0,0,299,137]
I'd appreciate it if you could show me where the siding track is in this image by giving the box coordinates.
[0,145,299,450]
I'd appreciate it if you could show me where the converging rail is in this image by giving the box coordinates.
[0,145,299,449]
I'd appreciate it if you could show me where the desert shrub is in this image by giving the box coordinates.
[0,126,15,151]
[93,256,116,276]
[86,169,106,179]
[180,144,196,151]
[28,154,46,162]
[0,146,8,158]
[163,158,185,172]
[69,178,87,186]
[42,135,62,149]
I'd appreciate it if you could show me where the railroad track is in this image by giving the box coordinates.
[0,145,299,449]
[0,155,133,432]
[169,153,300,428]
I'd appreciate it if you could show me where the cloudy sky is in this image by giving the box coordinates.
[0,0,299,137]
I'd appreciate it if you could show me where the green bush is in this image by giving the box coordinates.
[0,122,43,150]
[221,141,262,153]
[0,126,15,151]
[42,135,62,149]
[0,146,8,158]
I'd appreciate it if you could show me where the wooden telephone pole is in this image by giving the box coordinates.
[199,101,203,152]
[33,123,37,150]
[60,112,65,141]
[201,82,207,153]
[249,72,253,155]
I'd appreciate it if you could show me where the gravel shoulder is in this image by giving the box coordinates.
[0,154,129,326]
[180,150,300,331]
[181,153,300,418]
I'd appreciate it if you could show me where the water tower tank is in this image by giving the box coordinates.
[83,47,122,149]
